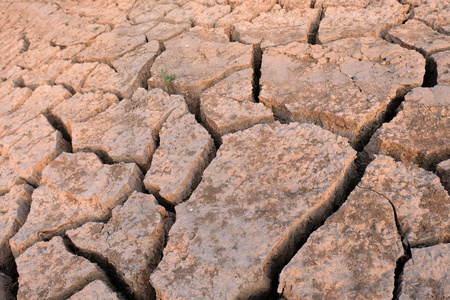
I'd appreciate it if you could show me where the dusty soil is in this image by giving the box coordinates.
[0,0,449,299]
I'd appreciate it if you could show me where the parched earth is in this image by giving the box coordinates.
[0,0,449,299]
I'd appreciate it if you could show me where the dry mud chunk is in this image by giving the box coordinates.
[55,62,99,93]
[215,0,277,36]
[0,272,14,300]
[400,244,450,300]
[315,0,373,7]
[46,11,109,47]
[437,159,450,192]
[54,0,131,24]
[148,28,253,112]
[414,0,450,31]
[11,42,60,70]
[72,88,184,169]
[317,0,408,44]
[16,237,107,300]
[358,156,450,247]
[68,192,171,300]
[0,85,71,137]
[54,44,86,61]
[0,157,18,195]
[164,2,230,27]
[0,115,70,187]
[22,60,72,89]
[0,84,32,118]
[18,84,71,117]
[51,91,119,136]
[401,85,450,110]
[366,99,449,171]
[279,0,311,9]
[0,32,25,67]
[232,9,320,48]
[77,25,149,63]
[81,64,124,97]
[200,69,274,140]
[387,20,450,56]
[0,65,26,84]
[432,50,450,85]
[145,22,191,42]
[278,184,403,299]
[438,24,450,34]
[260,38,424,148]
[144,109,215,205]
[112,41,161,76]
[10,152,143,257]
[150,123,356,299]
[0,184,33,268]
[128,1,178,24]
[82,41,161,99]
[68,280,122,300]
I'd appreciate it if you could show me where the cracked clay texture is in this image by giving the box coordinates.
[0,0,449,299]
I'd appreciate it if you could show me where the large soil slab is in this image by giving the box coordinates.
[437,159,450,191]
[260,37,424,148]
[144,103,215,205]
[0,83,32,118]
[148,27,253,113]
[163,2,230,28]
[200,69,274,141]
[50,91,119,136]
[366,86,450,170]
[278,177,403,299]
[355,155,449,247]
[67,192,173,300]
[0,184,33,268]
[399,244,450,300]
[72,88,185,170]
[55,62,99,93]
[76,24,150,63]
[387,19,450,56]
[0,85,71,138]
[317,0,408,44]
[0,115,70,192]
[81,41,161,99]
[67,280,122,300]
[413,0,450,32]
[150,122,356,299]
[216,0,276,36]
[432,50,450,85]
[232,8,321,48]
[16,237,108,300]
[10,152,143,257]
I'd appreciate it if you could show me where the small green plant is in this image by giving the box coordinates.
[94,26,100,30]
[433,9,439,12]
[161,69,175,83]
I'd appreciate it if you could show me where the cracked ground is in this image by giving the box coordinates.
[0,0,449,299]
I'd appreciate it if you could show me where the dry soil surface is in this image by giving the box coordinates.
[0,0,449,299]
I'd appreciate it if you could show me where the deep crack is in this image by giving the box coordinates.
[308,8,324,44]
[253,153,366,299]
[63,236,140,300]
[252,43,262,103]
[422,57,438,87]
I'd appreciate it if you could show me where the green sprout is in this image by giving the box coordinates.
[161,69,175,83]
[165,74,175,83]
[94,26,100,30]
[433,9,439,12]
